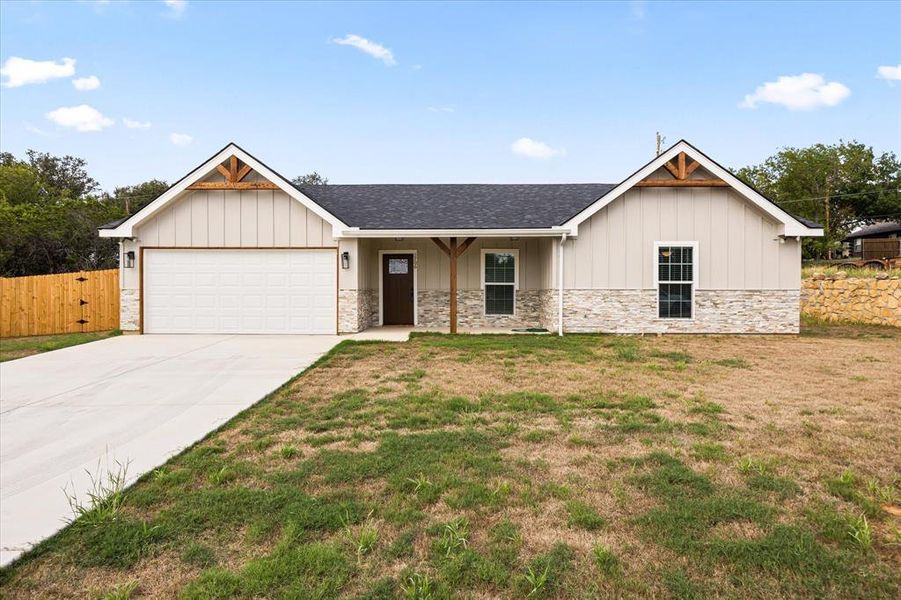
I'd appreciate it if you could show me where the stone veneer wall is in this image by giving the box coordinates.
[120,288,140,331]
[563,289,800,334]
[339,289,380,333]
[417,289,546,329]
[801,275,900,327]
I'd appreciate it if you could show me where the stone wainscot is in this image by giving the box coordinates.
[801,272,901,327]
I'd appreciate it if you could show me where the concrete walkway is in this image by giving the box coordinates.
[0,331,407,566]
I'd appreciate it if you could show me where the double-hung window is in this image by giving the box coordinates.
[482,250,518,315]
[656,243,696,319]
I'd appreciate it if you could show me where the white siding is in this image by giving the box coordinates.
[567,187,800,290]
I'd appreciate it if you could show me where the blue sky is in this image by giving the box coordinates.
[1,1,899,191]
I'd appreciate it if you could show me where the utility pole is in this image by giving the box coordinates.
[656,132,666,156]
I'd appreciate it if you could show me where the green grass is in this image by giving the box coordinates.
[0,329,120,362]
[565,500,605,530]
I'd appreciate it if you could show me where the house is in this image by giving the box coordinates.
[98,140,823,335]
[842,221,901,259]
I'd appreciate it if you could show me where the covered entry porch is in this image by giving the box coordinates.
[340,234,563,334]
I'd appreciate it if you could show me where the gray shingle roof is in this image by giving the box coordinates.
[845,221,901,239]
[297,183,617,229]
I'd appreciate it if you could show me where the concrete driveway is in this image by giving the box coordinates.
[0,334,348,566]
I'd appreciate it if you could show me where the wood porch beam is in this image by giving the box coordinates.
[229,156,239,180]
[186,181,280,190]
[662,161,680,179]
[216,164,232,180]
[431,237,451,256]
[455,236,477,257]
[677,152,687,179]
[449,237,458,334]
[635,179,728,187]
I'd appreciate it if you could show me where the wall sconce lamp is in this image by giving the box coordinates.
[341,251,350,270]
[124,251,135,268]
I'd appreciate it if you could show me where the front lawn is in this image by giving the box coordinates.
[1,325,899,598]
[0,330,120,362]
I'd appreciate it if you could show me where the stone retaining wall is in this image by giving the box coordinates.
[801,275,900,327]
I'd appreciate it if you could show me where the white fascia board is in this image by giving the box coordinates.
[562,140,823,238]
[102,144,348,238]
[339,227,571,238]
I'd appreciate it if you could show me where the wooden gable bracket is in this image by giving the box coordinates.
[186,155,279,190]
[431,236,477,334]
[636,151,728,187]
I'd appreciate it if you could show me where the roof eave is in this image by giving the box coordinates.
[339,226,572,238]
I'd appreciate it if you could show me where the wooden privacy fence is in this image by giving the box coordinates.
[0,269,119,337]
[861,238,901,260]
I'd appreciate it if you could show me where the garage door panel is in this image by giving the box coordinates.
[144,249,337,334]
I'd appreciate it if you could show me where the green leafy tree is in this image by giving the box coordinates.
[110,179,169,214]
[0,150,124,276]
[737,141,901,258]
[291,171,328,186]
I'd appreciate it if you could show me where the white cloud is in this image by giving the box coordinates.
[163,0,187,17]
[1,56,76,88]
[877,65,901,81]
[427,106,454,113]
[46,104,114,132]
[740,73,850,110]
[510,137,565,159]
[332,34,396,66]
[123,117,152,129]
[169,132,193,146]
[72,75,100,90]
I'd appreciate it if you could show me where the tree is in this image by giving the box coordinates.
[110,179,169,214]
[0,150,124,276]
[737,141,901,258]
[291,171,328,186]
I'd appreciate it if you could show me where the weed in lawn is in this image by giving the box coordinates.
[438,517,469,556]
[65,459,130,526]
[690,442,727,462]
[848,514,873,549]
[181,542,217,568]
[515,543,573,598]
[344,510,378,559]
[207,466,233,486]
[866,478,897,504]
[825,470,880,516]
[565,500,605,530]
[592,544,621,578]
[524,564,549,597]
[92,580,139,600]
[738,457,772,476]
[279,444,299,459]
[401,572,434,600]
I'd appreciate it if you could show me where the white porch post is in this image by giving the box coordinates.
[558,234,566,336]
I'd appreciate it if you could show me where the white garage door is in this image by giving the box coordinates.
[143,249,336,334]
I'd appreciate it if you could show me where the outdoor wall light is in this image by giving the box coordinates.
[124,251,135,268]
[341,251,350,270]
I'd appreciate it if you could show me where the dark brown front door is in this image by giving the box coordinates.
[382,253,414,325]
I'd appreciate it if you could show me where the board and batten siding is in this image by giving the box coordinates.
[564,188,801,290]
[135,190,334,248]
[358,237,554,292]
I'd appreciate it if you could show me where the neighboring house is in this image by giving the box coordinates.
[98,140,823,335]
[843,221,901,259]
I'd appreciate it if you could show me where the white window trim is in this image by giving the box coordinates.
[378,250,418,326]
[653,241,698,321]
[480,249,519,316]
